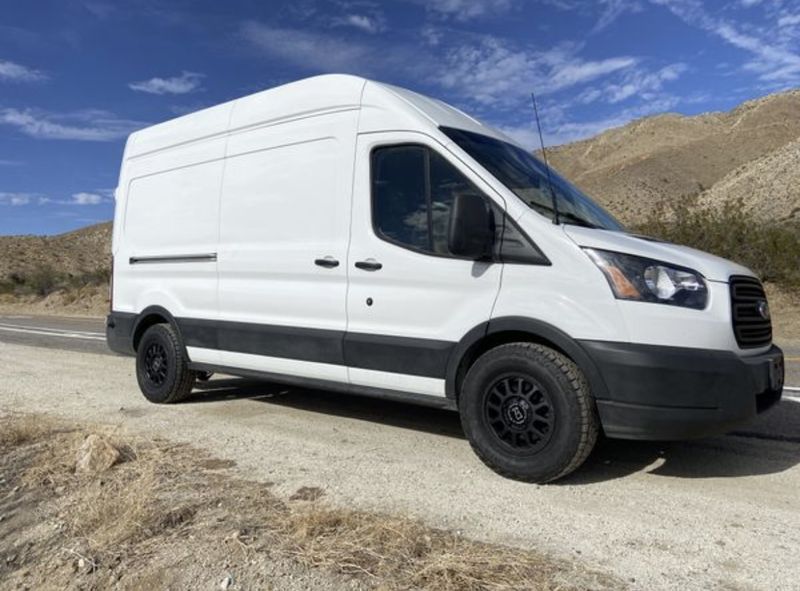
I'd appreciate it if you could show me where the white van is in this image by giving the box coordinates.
[107,74,784,482]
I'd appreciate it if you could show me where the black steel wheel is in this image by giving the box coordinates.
[459,342,598,483]
[484,374,554,453]
[143,341,169,387]
[136,323,196,404]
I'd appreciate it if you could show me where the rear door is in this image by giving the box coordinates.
[345,132,505,397]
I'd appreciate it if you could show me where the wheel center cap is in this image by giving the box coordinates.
[504,398,530,428]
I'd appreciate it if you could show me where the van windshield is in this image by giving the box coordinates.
[441,127,624,231]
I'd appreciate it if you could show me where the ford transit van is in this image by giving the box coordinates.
[106,75,784,482]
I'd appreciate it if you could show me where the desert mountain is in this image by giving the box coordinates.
[546,89,800,225]
[0,222,111,282]
[698,136,800,222]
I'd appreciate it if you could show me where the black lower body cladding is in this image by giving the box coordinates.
[581,341,784,440]
[107,311,785,442]
[106,311,136,355]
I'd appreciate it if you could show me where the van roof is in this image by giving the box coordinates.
[125,74,511,159]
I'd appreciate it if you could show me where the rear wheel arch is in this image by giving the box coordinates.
[132,306,182,352]
[446,317,609,403]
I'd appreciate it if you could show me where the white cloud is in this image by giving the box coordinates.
[17,190,112,207]
[778,14,800,27]
[129,71,204,95]
[0,59,46,82]
[332,14,385,34]
[403,0,516,20]
[577,62,687,104]
[594,0,642,32]
[0,108,144,141]
[650,0,800,84]
[436,38,638,109]
[82,1,116,19]
[240,21,374,71]
[69,192,104,205]
[0,192,35,206]
[548,55,639,92]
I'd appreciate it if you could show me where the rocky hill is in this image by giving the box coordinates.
[698,136,800,222]
[0,222,111,282]
[546,89,800,225]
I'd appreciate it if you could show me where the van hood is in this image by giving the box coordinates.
[562,225,755,283]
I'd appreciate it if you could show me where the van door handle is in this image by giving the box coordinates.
[355,259,383,271]
[314,257,340,268]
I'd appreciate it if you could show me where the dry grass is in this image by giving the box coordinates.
[0,414,54,447]
[278,505,587,590]
[0,414,620,591]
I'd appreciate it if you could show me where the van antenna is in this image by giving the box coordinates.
[531,91,560,225]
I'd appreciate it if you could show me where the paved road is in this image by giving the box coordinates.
[1,314,799,590]
[0,314,108,355]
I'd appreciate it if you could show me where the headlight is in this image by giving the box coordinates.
[584,248,708,310]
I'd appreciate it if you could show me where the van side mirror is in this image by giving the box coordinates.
[448,192,495,260]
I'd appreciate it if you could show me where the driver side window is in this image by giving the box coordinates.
[371,144,493,257]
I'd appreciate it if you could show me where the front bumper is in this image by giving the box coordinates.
[580,341,784,440]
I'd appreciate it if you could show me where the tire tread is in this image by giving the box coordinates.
[461,342,599,483]
[137,323,195,404]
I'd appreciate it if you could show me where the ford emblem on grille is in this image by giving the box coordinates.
[757,300,771,320]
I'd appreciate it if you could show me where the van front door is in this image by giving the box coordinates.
[345,133,504,398]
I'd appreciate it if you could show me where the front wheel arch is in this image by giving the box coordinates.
[445,317,610,403]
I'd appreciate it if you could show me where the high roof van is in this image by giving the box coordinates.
[107,74,784,482]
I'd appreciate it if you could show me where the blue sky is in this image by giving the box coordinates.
[1,0,799,235]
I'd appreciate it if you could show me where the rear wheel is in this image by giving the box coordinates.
[136,323,196,404]
[459,342,598,483]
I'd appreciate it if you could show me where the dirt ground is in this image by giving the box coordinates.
[0,414,617,591]
[0,342,798,591]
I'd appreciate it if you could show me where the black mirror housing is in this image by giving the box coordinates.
[448,192,495,260]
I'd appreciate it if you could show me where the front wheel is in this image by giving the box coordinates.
[136,323,196,404]
[459,342,598,483]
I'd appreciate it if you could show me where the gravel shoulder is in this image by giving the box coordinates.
[1,342,799,590]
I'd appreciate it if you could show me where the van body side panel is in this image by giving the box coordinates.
[215,110,358,382]
[113,133,227,327]
[491,214,629,344]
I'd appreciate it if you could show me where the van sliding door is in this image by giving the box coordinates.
[214,112,357,383]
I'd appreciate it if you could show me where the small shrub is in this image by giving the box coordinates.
[1,266,111,298]
[634,197,800,289]
[24,265,61,296]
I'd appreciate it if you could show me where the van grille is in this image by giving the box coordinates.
[730,276,772,349]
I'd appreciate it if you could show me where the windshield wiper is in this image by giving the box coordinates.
[556,212,600,229]
[526,201,599,229]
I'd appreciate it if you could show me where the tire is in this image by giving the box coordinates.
[136,323,196,404]
[459,342,598,483]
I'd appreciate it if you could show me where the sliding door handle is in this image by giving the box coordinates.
[314,257,340,268]
[355,259,383,271]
